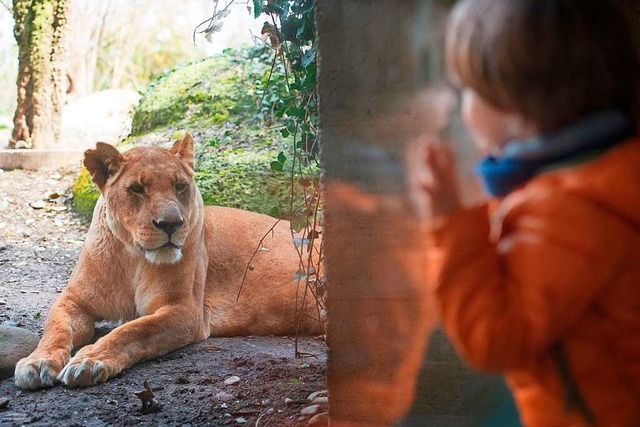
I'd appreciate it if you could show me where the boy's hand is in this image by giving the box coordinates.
[405,138,462,222]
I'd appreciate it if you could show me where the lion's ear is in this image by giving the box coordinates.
[171,132,195,169]
[83,142,125,192]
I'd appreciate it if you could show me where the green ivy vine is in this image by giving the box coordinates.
[198,0,324,343]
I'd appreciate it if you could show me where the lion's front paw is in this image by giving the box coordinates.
[14,356,65,390]
[57,353,116,388]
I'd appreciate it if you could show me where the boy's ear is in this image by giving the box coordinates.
[83,142,125,192]
[170,132,195,169]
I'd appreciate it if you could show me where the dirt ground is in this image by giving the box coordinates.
[0,167,327,426]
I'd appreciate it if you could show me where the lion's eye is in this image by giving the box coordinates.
[176,183,188,193]
[128,184,144,195]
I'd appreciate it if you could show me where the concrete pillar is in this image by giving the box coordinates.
[317,1,521,426]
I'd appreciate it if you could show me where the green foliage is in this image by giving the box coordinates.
[253,1,325,329]
[255,0,320,212]
[73,167,100,218]
[258,0,318,166]
[254,0,322,249]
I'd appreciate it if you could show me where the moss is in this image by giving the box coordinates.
[131,52,263,135]
[194,148,315,218]
[73,167,100,219]
[73,47,319,219]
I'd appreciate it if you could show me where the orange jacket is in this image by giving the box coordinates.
[428,137,640,427]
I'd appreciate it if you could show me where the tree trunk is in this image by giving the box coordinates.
[11,0,70,149]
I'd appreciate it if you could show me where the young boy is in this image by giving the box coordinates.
[415,0,640,425]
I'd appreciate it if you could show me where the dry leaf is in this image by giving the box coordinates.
[261,22,281,51]
[134,380,161,414]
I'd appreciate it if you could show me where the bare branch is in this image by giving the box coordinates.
[236,218,283,302]
[0,0,11,14]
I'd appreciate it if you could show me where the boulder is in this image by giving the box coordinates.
[0,326,39,380]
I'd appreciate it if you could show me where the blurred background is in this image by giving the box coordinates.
[0,0,262,146]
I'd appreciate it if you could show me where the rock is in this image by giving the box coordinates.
[214,391,234,402]
[29,200,47,209]
[14,140,32,149]
[0,397,10,410]
[312,396,329,405]
[0,241,7,251]
[224,375,240,385]
[0,325,39,380]
[236,417,247,424]
[307,412,329,426]
[307,390,328,401]
[301,405,320,415]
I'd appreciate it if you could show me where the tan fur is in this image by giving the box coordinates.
[14,134,322,390]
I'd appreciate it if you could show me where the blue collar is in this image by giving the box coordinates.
[476,110,633,197]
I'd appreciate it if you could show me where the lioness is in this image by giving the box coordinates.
[14,134,322,390]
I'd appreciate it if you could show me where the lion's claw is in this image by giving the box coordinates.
[14,358,61,390]
[58,357,110,387]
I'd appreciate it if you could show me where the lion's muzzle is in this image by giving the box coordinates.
[152,218,184,237]
[139,205,187,264]
[153,203,185,238]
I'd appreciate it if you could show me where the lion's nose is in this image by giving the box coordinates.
[153,218,184,237]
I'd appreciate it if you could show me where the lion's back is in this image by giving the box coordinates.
[201,206,322,336]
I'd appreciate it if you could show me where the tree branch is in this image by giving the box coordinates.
[0,0,11,14]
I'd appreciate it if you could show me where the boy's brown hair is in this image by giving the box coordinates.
[446,0,640,133]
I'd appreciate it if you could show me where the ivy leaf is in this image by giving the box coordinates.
[270,161,283,172]
[281,128,290,138]
[290,213,307,233]
[277,152,287,164]
[296,19,307,39]
[253,0,262,18]
[269,206,281,217]
[302,46,316,68]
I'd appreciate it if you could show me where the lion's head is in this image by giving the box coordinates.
[83,133,201,264]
